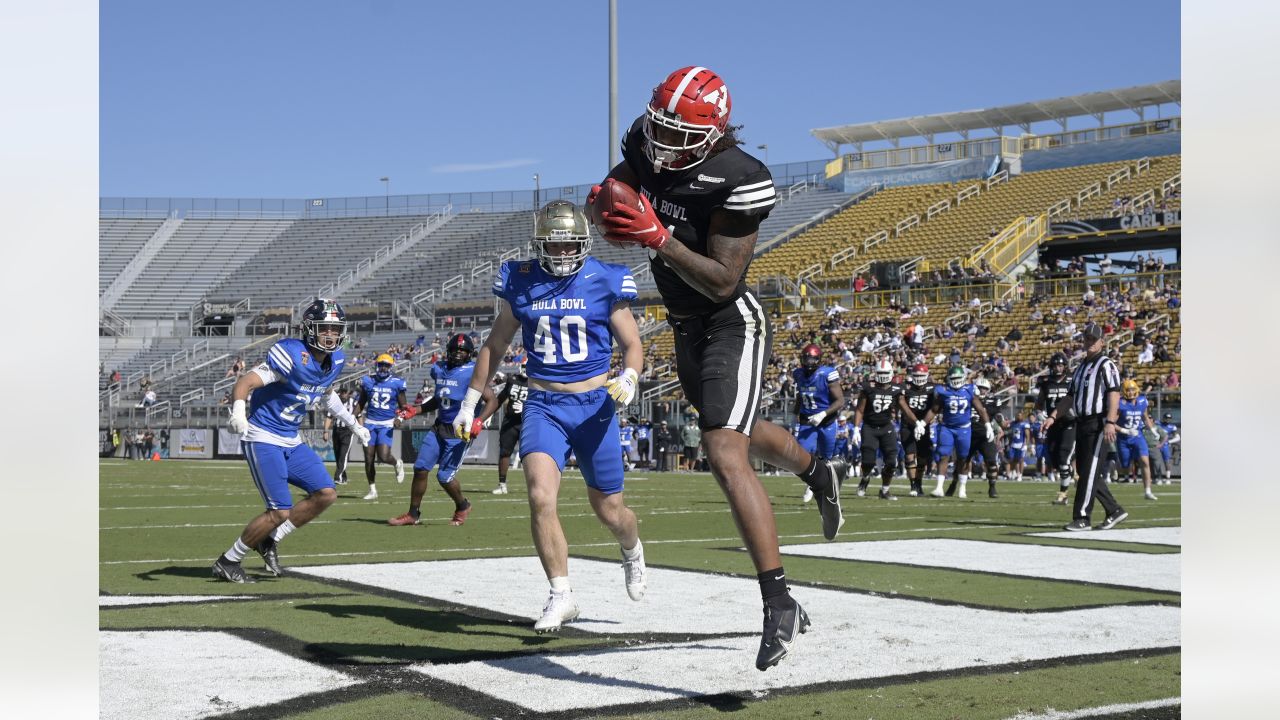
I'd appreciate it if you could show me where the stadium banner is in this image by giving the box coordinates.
[217,429,243,456]
[837,156,991,194]
[1049,209,1181,235]
[173,428,213,459]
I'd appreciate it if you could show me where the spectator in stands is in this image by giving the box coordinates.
[138,388,157,408]
[853,274,867,293]
[1164,370,1180,389]
[219,391,232,406]
[110,369,121,385]
[225,356,245,378]
[139,375,152,392]
[1137,343,1155,365]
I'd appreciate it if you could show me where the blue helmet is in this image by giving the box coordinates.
[301,298,346,353]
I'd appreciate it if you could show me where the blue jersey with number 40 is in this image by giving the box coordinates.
[934,383,977,429]
[249,338,345,441]
[494,257,637,383]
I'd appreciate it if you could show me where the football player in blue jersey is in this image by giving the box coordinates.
[593,66,850,671]
[388,334,499,527]
[451,200,647,634]
[355,353,409,501]
[922,366,993,499]
[1158,412,1179,484]
[619,417,636,471]
[793,343,845,503]
[1118,380,1159,501]
[213,299,371,583]
[1005,411,1032,482]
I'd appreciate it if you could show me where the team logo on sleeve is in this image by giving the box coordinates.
[300,352,310,366]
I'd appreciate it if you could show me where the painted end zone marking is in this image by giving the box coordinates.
[780,538,1180,592]
[297,558,1180,713]
[1030,526,1182,546]
[100,630,361,720]
[99,595,255,607]
[1004,696,1181,719]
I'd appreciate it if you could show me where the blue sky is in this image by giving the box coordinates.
[100,0,1180,199]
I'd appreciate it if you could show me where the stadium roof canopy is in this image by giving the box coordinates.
[810,80,1181,154]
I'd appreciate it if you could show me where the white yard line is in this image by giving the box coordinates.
[1003,697,1180,719]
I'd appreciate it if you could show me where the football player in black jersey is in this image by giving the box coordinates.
[1037,352,1075,504]
[592,66,849,672]
[852,359,922,500]
[963,377,1003,498]
[491,366,529,495]
[900,363,935,497]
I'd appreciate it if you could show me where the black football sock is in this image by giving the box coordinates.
[758,568,788,601]
[798,457,821,484]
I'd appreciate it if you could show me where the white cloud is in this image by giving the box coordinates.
[431,158,538,173]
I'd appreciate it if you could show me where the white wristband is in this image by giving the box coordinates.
[232,399,246,417]
[460,387,482,412]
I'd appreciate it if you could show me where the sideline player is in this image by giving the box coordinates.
[593,65,849,670]
[322,385,357,485]
[1158,412,1179,484]
[793,343,844,502]
[901,363,934,497]
[852,358,920,500]
[1037,353,1075,504]
[1005,410,1031,482]
[923,367,993,499]
[214,299,370,582]
[491,366,529,494]
[1118,380,1159,501]
[387,334,499,527]
[355,353,408,500]
[453,200,647,633]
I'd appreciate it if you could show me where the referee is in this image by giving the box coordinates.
[1041,324,1128,531]
[323,386,357,486]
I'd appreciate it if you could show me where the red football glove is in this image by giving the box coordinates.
[601,190,669,250]
[469,417,484,439]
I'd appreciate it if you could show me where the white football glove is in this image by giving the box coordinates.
[985,422,995,442]
[914,420,926,440]
[229,399,249,434]
[452,387,482,440]
[351,425,371,447]
[851,426,862,446]
[806,410,827,427]
[605,368,639,407]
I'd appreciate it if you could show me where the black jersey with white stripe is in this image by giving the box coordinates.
[859,382,903,428]
[621,116,776,316]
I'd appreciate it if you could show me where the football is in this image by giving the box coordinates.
[589,179,644,248]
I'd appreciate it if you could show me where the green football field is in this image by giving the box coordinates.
[99,458,1181,719]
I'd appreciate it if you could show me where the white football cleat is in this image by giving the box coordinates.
[394,458,405,483]
[801,486,814,503]
[363,487,378,500]
[621,541,647,601]
[491,484,509,495]
[533,590,580,633]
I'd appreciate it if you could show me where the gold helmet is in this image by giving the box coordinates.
[533,200,592,277]
[1122,379,1140,400]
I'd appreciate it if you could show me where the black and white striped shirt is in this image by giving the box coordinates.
[1068,352,1120,418]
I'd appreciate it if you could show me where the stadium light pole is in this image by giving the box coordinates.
[757,144,769,165]
[533,173,541,209]
[379,176,390,216]
[608,0,618,171]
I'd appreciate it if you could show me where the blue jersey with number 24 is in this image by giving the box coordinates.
[249,338,344,440]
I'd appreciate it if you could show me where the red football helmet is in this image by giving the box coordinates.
[800,343,822,371]
[643,66,732,172]
[910,363,930,386]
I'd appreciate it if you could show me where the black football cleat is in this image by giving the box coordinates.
[813,458,848,540]
[756,594,811,671]
[212,555,256,584]
[256,536,283,577]
[988,482,999,499]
